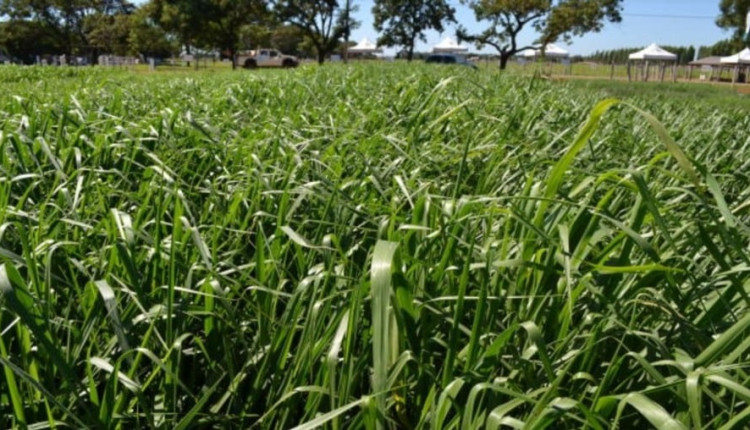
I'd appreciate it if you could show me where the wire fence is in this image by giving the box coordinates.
[504,60,750,84]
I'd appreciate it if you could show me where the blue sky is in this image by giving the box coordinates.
[348,0,729,55]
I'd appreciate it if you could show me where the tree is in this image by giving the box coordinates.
[372,0,455,62]
[0,0,134,62]
[240,24,273,50]
[458,0,623,69]
[86,11,133,56]
[707,38,744,56]
[149,0,211,66]
[129,4,177,59]
[149,0,268,69]
[200,0,269,69]
[716,0,750,46]
[270,24,306,55]
[273,0,356,64]
[341,0,353,62]
[0,19,62,63]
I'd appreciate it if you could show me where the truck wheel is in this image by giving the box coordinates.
[244,59,257,69]
[282,59,296,68]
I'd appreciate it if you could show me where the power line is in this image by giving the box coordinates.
[623,13,715,20]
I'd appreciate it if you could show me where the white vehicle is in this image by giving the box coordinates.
[237,49,299,69]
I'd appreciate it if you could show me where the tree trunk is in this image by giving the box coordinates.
[89,47,98,66]
[499,53,511,70]
[317,49,325,65]
[230,48,236,70]
[186,45,192,68]
[406,34,416,62]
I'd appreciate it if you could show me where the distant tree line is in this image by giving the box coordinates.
[696,38,749,58]
[0,0,748,68]
[0,0,364,66]
[0,0,629,69]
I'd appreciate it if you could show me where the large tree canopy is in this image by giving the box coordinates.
[129,4,177,59]
[458,0,623,69]
[149,0,269,68]
[85,10,133,56]
[273,0,355,64]
[269,24,308,56]
[0,19,61,63]
[149,0,213,63]
[202,0,269,69]
[372,0,455,62]
[716,0,750,45]
[0,0,134,60]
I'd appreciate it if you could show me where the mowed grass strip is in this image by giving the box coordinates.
[0,63,748,429]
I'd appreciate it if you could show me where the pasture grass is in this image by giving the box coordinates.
[0,63,749,429]
[560,78,750,110]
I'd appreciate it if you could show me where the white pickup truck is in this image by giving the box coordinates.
[237,49,299,69]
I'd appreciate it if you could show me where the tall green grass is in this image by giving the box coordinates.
[0,63,748,429]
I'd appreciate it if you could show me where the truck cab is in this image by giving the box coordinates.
[238,49,299,69]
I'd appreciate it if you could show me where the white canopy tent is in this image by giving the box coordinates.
[720,48,750,83]
[348,38,383,55]
[715,11,750,82]
[521,43,570,60]
[432,37,468,54]
[720,47,750,64]
[628,43,677,61]
[627,43,678,82]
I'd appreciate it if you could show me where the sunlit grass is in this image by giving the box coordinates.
[0,63,748,429]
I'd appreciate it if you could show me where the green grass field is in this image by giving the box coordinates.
[0,63,749,429]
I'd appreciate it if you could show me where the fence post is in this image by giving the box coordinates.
[627,61,631,82]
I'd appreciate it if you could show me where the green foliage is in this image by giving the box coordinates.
[0,20,61,63]
[129,5,179,59]
[698,38,746,57]
[240,24,273,50]
[85,12,135,56]
[273,0,356,64]
[716,0,750,43]
[149,0,268,67]
[372,0,455,61]
[149,0,210,51]
[0,0,134,58]
[0,64,749,429]
[458,0,623,69]
[270,25,309,56]
[202,0,270,67]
